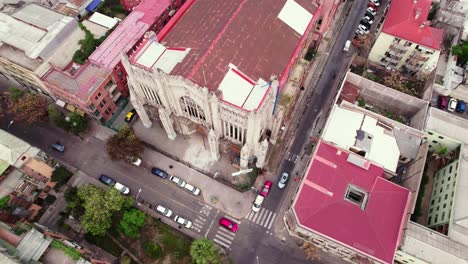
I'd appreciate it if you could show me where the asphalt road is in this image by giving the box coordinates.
[229,0,371,263]
[0,0,369,262]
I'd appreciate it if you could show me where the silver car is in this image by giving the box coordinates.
[156,205,173,217]
[174,215,192,228]
[169,176,187,188]
[278,172,289,189]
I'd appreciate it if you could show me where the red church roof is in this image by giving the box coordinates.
[293,141,411,264]
[382,0,443,50]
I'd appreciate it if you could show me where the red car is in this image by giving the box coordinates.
[260,181,272,197]
[219,217,239,233]
[368,2,378,9]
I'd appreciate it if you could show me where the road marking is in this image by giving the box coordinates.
[257,209,267,224]
[213,238,231,249]
[246,211,254,221]
[267,213,277,230]
[258,210,268,226]
[217,228,236,239]
[204,210,219,237]
[251,210,260,222]
[228,217,241,224]
[214,233,233,245]
[194,218,206,224]
[191,226,201,232]
[262,211,273,228]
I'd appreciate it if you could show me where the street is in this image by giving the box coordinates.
[0,0,368,263]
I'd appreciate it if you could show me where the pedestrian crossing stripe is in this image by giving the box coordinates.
[213,238,230,249]
[245,208,276,230]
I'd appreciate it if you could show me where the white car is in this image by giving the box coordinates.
[252,195,265,212]
[355,29,365,35]
[131,157,142,166]
[156,205,173,217]
[114,182,130,195]
[448,98,457,112]
[358,24,370,34]
[366,7,377,16]
[184,183,201,196]
[174,215,192,228]
[278,172,289,189]
[169,176,186,188]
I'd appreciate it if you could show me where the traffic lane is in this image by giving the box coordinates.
[230,222,266,264]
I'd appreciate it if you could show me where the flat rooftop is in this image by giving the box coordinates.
[132,0,316,110]
[293,140,411,264]
[89,0,171,69]
[42,63,110,100]
[322,104,401,172]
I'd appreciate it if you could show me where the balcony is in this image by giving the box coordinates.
[112,91,121,102]
[106,83,117,94]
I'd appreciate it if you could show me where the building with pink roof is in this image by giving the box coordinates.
[368,0,443,75]
[122,0,320,168]
[289,140,411,264]
[41,0,183,123]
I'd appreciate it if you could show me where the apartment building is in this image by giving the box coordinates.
[368,0,443,76]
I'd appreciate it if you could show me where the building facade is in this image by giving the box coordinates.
[368,0,443,76]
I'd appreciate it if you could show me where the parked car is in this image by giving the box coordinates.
[456,100,466,113]
[357,25,369,34]
[124,109,137,123]
[114,182,130,195]
[151,167,169,179]
[361,17,373,25]
[219,217,239,233]
[278,172,289,189]
[99,174,116,186]
[51,143,65,152]
[363,15,374,24]
[184,183,201,196]
[343,40,351,52]
[365,9,376,18]
[448,98,458,112]
[169,175,186,188]
[370,0,381,6]
[260,181,272,197]
[127,156,141,166]
[174,215,192,228]
[360,20,372,29]
[437,95,448,109]
[252,194,265,212]
[366,7,377,16]
[156,205,173,217]
[368,2,378,9]
[355,29,365,35]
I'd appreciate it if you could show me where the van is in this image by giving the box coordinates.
[343,40,351,52]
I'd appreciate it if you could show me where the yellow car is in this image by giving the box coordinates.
[125,109,137,123]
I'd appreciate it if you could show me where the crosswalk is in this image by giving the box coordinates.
[245,208,276,230]
[285,151,299,164]
[191,204,213,233]
[213,217,240,249]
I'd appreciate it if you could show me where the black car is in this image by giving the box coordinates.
[99,174,116,186]
[151,168,169,179]
[365,10,375,19]
[360,21,371,29]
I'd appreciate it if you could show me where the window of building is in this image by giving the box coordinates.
[404,41,412,47]
[442,180,444,184]
[443,204,446,208]
[179,96,206,122]
[435,214,438,222]
[449,166,453,173]
[427,131,433,135]
[446,184,449,190]
[344,185,368,209]
[448,177,451,181]
[438,135,444,139]
[432,140,438,144]
[442,212,445,221]
[428,217,432,225]
[440,188,443,193]
[431,199,434,205]
[445,194,448,200]
[436,206,439,211]
[452,191,454,197]
[430,209,433,213]
[438,197,441,202]
[88,104,96,111]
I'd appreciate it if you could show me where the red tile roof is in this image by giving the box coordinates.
[293,141,411,264]
[382,0,443,50]
[158,0,317,90]
[89,0,171,69]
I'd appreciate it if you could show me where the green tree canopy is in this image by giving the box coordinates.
[119,208,145,239]
[7,93,48,123]
[8,87,24,101]
[67,112,89,134]
[0,196,10,209]
[452,40,468,65]
[190,238,221,264]
[77,185,133,236]
[106,125,144,161]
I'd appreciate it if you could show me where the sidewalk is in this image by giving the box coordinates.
[84,118,253,219]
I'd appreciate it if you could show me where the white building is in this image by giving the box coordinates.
[368,0,443,76]
[122,0,318,168]
[0,3,82,95]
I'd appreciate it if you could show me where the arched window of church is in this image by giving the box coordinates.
[179,96,206,122]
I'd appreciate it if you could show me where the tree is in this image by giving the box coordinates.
[7,93,47,123]
[106,125,144,161]
[119,208,145,239]
[0,196,10,209]
[77,185,133,236]
[8,87,24,101]
[66,112,89,134]
[190,238,221,264]
[452,40,468,65]
[51,166,74,190]
[352,35,372,51]
[143,241,162,259]
[432,144,453,168]
[301,242,320,260]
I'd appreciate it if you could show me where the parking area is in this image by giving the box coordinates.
[353,0,387,38]
[432,92,468,119]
